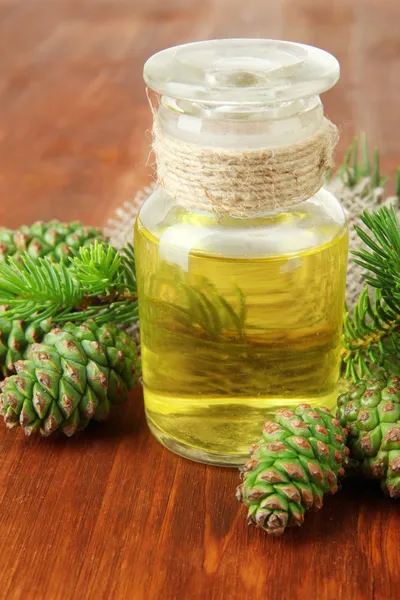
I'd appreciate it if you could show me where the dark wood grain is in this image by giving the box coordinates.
[0,1,400,599]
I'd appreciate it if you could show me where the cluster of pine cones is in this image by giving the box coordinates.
[237,376,400,535]
[0,221,139,437]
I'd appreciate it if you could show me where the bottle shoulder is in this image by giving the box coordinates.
[136,186,347,259]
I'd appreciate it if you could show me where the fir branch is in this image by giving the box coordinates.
[0,242,138,325]
[334,134,388,189]
[71,241,123,296]
[0,256,83,318]
[342,205,400,380]
[53,299,139,326]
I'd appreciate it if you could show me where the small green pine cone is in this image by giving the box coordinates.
[337,375,400,498]
[0,220,105,262]
[236,405,349,536]
[0,321,139,437]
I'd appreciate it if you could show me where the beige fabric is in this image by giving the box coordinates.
[325,176,396,308]
[153,117,339,217]
[106,179,399,311]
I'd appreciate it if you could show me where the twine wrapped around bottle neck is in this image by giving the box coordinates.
[153,116,339,217]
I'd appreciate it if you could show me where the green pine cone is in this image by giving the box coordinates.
[236,405,349,536]
[0,321,139,437]
[337,375,400,498]
[0,220,105,262]
[0,318,52,378]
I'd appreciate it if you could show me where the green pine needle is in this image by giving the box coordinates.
[0,242,138,325]
[0,256,82,319]
[71,241,124,297]
[342,205,400,380]
[333,134,388,189]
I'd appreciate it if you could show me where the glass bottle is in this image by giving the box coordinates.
[135,39,348,466]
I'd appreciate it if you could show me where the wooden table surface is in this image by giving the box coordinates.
[0,1,399,598]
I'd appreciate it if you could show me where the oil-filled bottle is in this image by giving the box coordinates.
[135,39,348,465]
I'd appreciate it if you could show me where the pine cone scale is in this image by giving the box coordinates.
[33,385,52,418]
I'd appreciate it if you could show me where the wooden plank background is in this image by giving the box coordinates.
[0,1,399,598]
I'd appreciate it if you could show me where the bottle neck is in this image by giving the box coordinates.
[157,95,324,149]
[151,93,337,218]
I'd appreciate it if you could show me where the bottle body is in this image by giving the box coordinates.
[135,187,348,465]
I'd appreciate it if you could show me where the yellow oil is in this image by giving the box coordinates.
[135,199,348,465]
